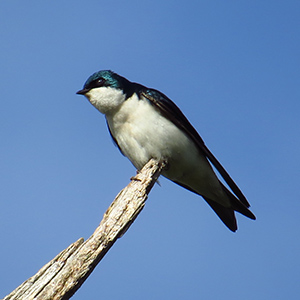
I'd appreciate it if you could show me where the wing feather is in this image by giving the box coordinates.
[141,88,250,208]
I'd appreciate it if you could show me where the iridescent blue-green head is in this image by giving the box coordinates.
[76,70,135,115]
[77,70,129,94]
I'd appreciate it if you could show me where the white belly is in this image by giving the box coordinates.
[107,95,209,177]
[86,87,227,203]
[106,94,227,203]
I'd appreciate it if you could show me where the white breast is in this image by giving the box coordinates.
[106,94,200,174]
[92,91,228,204]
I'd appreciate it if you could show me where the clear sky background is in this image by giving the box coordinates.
[1,1,299,299]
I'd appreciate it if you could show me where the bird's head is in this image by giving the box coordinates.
[77,70,132,115]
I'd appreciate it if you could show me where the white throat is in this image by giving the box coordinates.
[84,87,126,115]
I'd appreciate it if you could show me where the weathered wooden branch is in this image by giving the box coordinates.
[3,158,165,300]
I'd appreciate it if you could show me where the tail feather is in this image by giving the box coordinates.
[204,182,256,232]
[173,179,255,232]
[204,197,238,232]
[220,182,256,220]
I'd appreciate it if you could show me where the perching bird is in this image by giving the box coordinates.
[77,70,255,231]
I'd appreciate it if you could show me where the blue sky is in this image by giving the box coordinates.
[1,1,299,299]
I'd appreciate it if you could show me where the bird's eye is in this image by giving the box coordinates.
[85,77,106,90]
[95,78,105,87]
[88,78,105,89]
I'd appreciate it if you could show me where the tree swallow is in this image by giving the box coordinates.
[77,70,255,232]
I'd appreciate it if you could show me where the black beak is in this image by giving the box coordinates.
[76,88,90,95]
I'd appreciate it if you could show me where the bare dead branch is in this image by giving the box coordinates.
[3,158,165,300]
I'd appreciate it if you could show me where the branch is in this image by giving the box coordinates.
[3,158,165,300]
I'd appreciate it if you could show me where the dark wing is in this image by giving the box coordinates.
[140,88,252,208]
